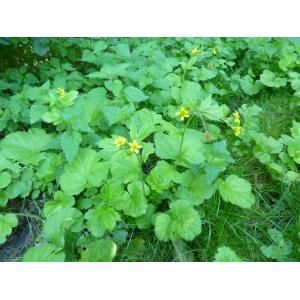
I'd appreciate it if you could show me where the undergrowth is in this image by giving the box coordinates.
[0,37,300,262]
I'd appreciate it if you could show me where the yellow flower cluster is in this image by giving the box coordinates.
[233,126,242,136]
[191,48,201,57]
[233,111,240,123]
[57,88,65,97]
[113,136,142,154]
[175,107,190,121]
[232,111,242,137]
[212,47,217,55]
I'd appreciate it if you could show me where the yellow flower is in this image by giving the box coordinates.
[233,126,242,137]
[57,88,65,97]
[212,47,217,55]
[175,107,190,121]
[232,111,240,124]
[114,136,127,148]
[191,48,200,57]
[129,140,142,154]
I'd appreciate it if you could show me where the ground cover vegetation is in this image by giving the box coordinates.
[0,37,299,262]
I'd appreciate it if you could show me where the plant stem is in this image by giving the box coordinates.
[181,59,190,83]
[199,114,208,132]
[179,57,192,104]
[176,115,194,162]
[137,153,146,196]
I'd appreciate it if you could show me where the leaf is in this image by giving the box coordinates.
[43,191,75,218]
[85,204,121,237]
[203,140,234,183]
[176,170,216,205]
[80,239,117,262]
[170,200,202,241]
[240,75,262,95]
[2,179,31,205]
[22,243,65,262]
[104,79,123,97]
[289,74,300,92]
[60,148,109,195]
[260,229,293,261]
[214,246,242,262]
[0,213,18,244]
[253,133,283,164]
[29,103,48,124]
[94,40,108,54]
[0,171,12,189]
[217,175,255,209]
[287,138,300,164]
[42,109,61,125]
[23,80,50,102]
[260,70,287,88]
[1,129,54,165]
[135,204,156,230]
[109,151,140,184]
[60,91,78,107]
[94,181,126,209]
[88,63,129,79]
[0,152,19,173]
[154,200,202,242]
[122,181,148,217]
[146,161,180,193]
[32,38,49,56]
[154,132,178,160]
[77,198,93,210]
[268,228,285,244]
[195,67,218,81]
[179,81,203,106]
[100,106,121,127]
[101,104,135,127]
[290,121,300,138]
[154,213,174,242]
[82,49,97,64]
[112,229,128,245]
[43,207,83,248]
[113,43,131,59]
[154,129,205,167]
[60,130,82,163]
[196,95,228,122]
[128,108,162,141]
[142,142,154,162]
[0,79,11,90]
[125,86,149,102]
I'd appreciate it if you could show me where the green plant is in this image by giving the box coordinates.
[0,37,300,262]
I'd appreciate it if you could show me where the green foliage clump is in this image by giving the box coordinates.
[0,37,300,262]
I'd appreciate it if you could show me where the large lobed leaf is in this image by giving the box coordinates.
[60,148,109,195]
[1,128,54,165]
[154,200,202,242]
[154,129,205,167]
[217,175,255,209]
[85,204,121,237]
